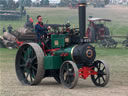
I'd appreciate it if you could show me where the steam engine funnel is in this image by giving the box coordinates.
[78,0,86,42]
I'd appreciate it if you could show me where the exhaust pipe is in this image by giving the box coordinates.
[78,0,86,43]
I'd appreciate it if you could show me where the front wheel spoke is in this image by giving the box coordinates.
[98,63,101,70]
[95,64,99,70]
[63,67,67,72]
[64,77,67,83]
[68,72,74,76]
[95,76,99,82]
[102,67,105,71]
[98,77,101,85]
[101,76,105,82]
[65,80,69,84]
[103,72,106,75]
[69,76,74,83]
[66,77,70,84]
[69,73,74,76]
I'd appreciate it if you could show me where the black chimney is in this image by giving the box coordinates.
[78,0,86,42]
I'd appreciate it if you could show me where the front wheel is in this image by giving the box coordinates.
[60,61,78,89]
[91,60,110,87]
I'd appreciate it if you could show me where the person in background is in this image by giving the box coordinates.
[7,24,13,33]
[3,27,6,33]
[24,16,34,29]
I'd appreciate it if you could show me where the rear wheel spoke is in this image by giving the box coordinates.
[31,56,36,62]
[33,63,37,65]
[26,71,30,79]
[32,66,37,71]
[27,48,30,58]
[32,70,36,77]
[19,64,26,68]
[22,49,25,54]
[30,72,33,83]
[20,56,26,62]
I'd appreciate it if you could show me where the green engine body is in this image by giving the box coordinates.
[44,34,74,69]
[43,33,96,70]
[51,34,66,48]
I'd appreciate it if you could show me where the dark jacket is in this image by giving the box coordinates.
[35,22,48,41]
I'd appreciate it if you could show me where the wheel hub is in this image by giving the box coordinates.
[98,70,104,77]
[26,59,32,68]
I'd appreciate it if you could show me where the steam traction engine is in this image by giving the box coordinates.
[15,1,110,89]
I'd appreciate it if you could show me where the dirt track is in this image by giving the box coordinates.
[0,55,128,96]
[0,68,128,96]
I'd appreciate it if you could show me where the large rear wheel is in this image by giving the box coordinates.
[15,43,45,85]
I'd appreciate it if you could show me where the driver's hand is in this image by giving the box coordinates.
[47,32,52,35]
[47,26,51,30]
[41,36,43,39]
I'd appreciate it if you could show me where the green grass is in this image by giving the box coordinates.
[96,47,128,56]
[0,46,128,58]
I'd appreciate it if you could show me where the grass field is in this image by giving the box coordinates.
[0,5,128,96]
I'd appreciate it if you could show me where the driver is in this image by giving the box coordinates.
[35,15,50,42]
